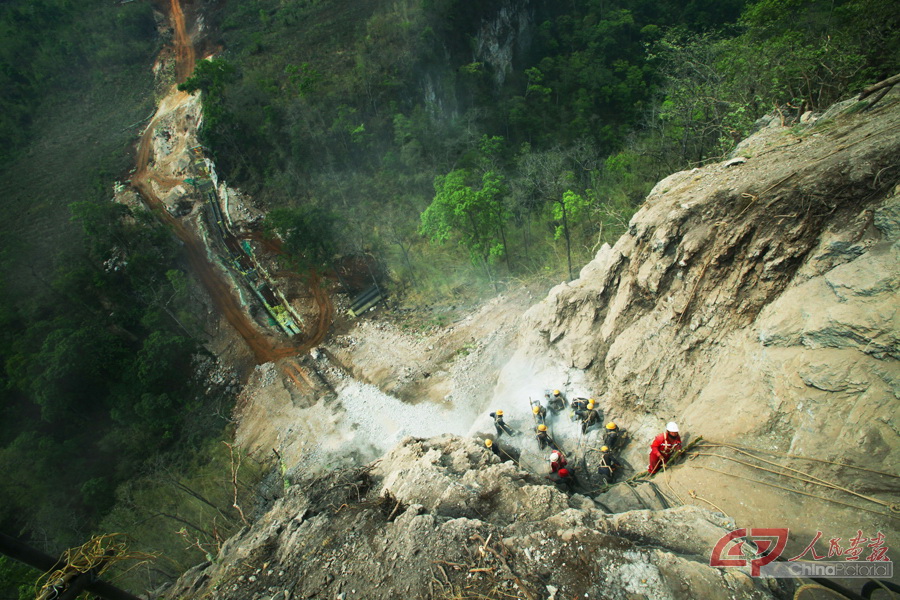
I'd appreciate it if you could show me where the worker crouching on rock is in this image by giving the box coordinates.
[489,410,515,437]
[581,400,600,434]
[484,438,501,458]
[536,424,559,451]
[570,397,587,419]
[597,446,622,484]
[547,467,576,493]
[648,421,682,474]
[603,422,621,450]
[548,450,567,474]
[546,389,566,412]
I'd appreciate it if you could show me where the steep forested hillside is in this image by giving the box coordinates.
[191,0,898,290]
[0,2,253,593]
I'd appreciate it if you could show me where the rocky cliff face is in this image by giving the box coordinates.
[493,92,900,555]
[472,0,533,87]
[421,0,534,120]
[156,92,900,599]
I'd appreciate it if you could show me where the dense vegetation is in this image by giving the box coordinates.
[0,0,898,595]
[191,0,897,291]
[0,0,162,297]
[0,1,260,596]
[0,174,264,594]
[0,0,158,162]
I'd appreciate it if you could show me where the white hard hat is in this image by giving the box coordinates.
[549,451,560,461]
[666,421,679,433]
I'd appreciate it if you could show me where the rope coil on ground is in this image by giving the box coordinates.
[35,533,155,600]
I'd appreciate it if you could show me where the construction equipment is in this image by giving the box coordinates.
[348,284,384,317]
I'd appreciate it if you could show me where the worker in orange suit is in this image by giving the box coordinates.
[648,421,682,474]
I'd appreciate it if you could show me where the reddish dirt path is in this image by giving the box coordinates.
[170,0,195,84]
[131,0,333,366]
[305,271,335,349]
[247,231,335,351]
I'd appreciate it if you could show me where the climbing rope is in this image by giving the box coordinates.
[485,436,536,477]
[659,454,685,505]
[35,533,154,600]
[699,440,900,479]
[695,464,897,520]
[694,443,900,513]
[688,489,729,517]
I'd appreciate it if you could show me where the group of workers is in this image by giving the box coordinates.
[485,393,685,493]
[543,427,625,493]
[524,390,603,442]
[532,389,602,433]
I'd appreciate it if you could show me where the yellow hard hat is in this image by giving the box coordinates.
[587,401,595,408]
[485,439,493,447]
[601,446,609,452]
[537,424,548,432]
[496,410,503,416]
[553,389,560,396]
[606,422,616,430]
[532,406,541,414]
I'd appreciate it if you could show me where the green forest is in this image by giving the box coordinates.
[0,0,262,596]
[192,0,898,290]
[1,0,898,596]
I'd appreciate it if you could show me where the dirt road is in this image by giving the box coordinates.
[130,0,333,366]
[169,0,195,84]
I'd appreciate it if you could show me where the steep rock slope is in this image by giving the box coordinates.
[492,92,900,554]
[158,436,779,600]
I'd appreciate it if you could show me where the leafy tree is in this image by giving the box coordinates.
[179,57,237,97]
[376,197,422,288]
[179,58,239,157]
[552,190,591,281]
[420,168,509,285]
[135,331,194,392]
[730,0,896,107]
[650,32,743,163]
[285,62,321,97]
[0,555,34,600]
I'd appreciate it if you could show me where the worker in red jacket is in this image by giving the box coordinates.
[547,467,576,493]
[548,450,567,474]
[648,421,682,474]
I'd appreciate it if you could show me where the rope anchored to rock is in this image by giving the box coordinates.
[691,440,900,519]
